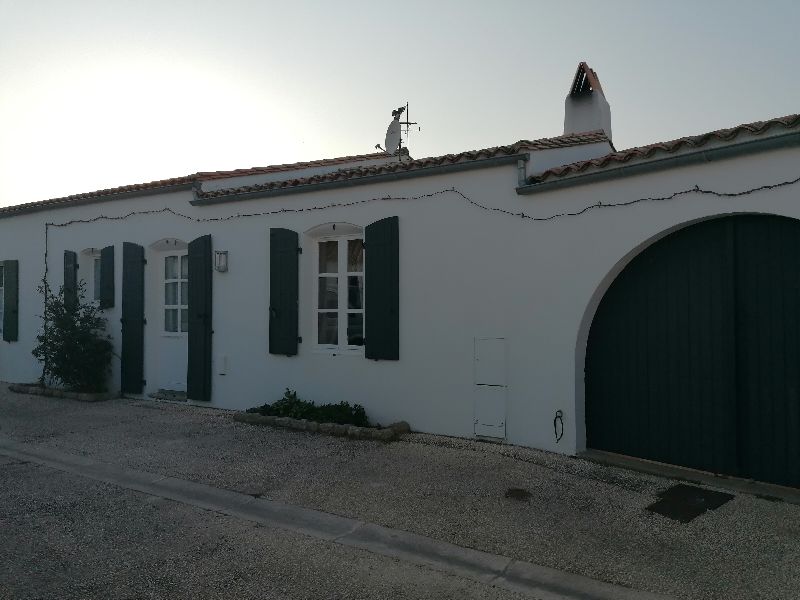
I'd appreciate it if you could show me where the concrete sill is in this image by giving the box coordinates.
[233,412,410,443]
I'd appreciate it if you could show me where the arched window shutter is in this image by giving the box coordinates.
[365,216,399,360]
[269,228,299,356]
[187,234,213,402]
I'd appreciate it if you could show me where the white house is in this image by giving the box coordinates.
[1,63,798,488]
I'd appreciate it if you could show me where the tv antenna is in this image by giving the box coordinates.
[375,103,420,157]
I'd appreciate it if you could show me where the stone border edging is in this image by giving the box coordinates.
[233,412,410,442]
[0,437,677,600]
[8,383,116,403]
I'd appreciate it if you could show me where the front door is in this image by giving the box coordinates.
[158,251,189,392]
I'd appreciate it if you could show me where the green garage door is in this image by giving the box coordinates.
[586,215,800,488]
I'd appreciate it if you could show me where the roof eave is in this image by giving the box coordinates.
[191,154,529,206]
[516,131,800,196]
[0,182,196,220]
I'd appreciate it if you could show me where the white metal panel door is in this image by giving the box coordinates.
[474,385,506,437]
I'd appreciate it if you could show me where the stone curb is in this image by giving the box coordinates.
[8,383,117,403]
[0,437,677,600]
[232,412,409,442]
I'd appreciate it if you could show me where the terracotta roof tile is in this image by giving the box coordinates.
[196,151,392,181]
[530,113,800,184]
[0,175,196,217]
[8,112,793,216]
[195,131,610,201]
[0,152,393,217]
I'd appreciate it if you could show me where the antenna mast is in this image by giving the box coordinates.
[376,103,421,159]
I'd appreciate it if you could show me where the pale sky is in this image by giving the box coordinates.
[1,0,798,207]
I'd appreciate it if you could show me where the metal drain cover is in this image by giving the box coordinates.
[646,483,734,523]
[505,488,532,502]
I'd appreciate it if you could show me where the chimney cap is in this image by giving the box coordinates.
[570,62,604,97]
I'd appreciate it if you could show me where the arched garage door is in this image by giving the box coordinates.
[586,214,800,488]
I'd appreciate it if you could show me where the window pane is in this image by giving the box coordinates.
[318,313,338,345]
[165,309,178,332]
[93,258,102,301]
[318,241,338,273]
[348,276,363,309]
[347,313,364,346]
[180,255,188,279]
[180,308,189,333]
[165,282,178,305]
[180,282,188,306]
[165,256,178,279]
[348,239,364,272]
[318,276,338,309]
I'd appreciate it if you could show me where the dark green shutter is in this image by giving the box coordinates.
[187,234,213,402]
[121,243,145,394]
[269,228,299,356]
[63,250,78,309]
[3,260,18,342]
[365,216,399,360]
[100,245,115,309]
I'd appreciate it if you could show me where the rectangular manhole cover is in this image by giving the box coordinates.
[505,488,532,502]
[646,484,734,523]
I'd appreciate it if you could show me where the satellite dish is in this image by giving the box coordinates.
[384,119,401,154]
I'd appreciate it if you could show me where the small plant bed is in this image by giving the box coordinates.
[235,388,410,442]
[9,383,116,402]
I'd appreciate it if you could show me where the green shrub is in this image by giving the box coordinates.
[247,388,370,427]
[32,279,114,393]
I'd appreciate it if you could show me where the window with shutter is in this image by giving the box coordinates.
[314,235,364,350]
[163,254,189,333]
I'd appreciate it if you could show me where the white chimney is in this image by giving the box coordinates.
[564,62,612,142]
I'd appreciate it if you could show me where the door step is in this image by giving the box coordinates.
[148,389,187,402]
[581,449,800,505]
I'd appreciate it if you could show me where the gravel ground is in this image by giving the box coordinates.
[0,457,528,600]
[1,389,799,599]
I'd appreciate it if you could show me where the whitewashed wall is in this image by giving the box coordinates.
[0,144,797,456]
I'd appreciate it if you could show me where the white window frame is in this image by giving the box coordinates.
[163,252,188,336]
[314,234,365,353]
